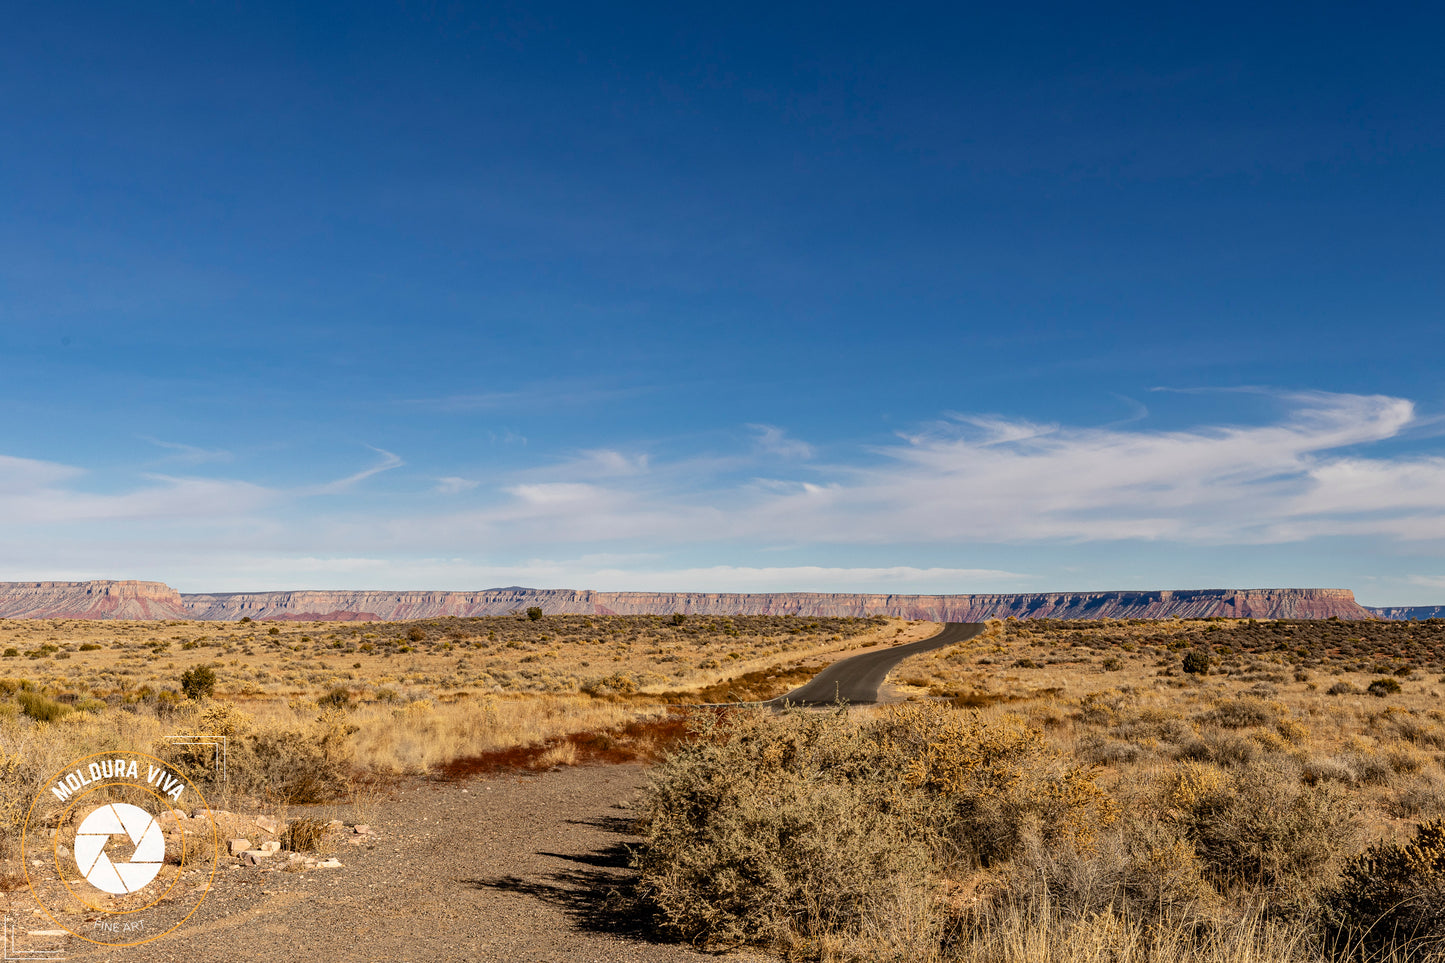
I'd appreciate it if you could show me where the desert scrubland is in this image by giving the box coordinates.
[7,614,1445,961]
[637,616,1445,961]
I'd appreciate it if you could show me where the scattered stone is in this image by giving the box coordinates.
[316,858,343,869]
[326,819,344,831]
[259,841,280,854]
[254,815,279,834]
[352,824,371,835]
[242,851,270,866]
[228,838,251,857]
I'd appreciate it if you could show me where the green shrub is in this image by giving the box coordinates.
[526,607,544,621]
[78,643,102,651]
[180,665,217,700]
[1,649,16,658]
[1324,818,1445,957]
[1368,677,1403,697]
[1182,651,1210,675]
[670,612,687,625]
[16,690,70,722]
[318,687,352,710]
[406,627,426,642]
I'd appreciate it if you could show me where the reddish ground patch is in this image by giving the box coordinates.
[652,663,821,704]
[433,710,695,781]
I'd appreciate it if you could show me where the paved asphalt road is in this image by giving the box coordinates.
[768,622,985,706]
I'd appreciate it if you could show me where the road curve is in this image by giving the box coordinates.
[768,622,985,706]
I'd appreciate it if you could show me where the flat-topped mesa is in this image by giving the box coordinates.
[179,588,603,621]
[583,587,1373,621]
[178,586,1373,621]
[0,581,1386,621]
[0,580,188,619]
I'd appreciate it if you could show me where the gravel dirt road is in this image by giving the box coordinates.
[9,764,762,963]
[771,621,984,705]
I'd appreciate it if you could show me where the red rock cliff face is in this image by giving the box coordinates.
[0,581,1379,621]
[0,581,189,619]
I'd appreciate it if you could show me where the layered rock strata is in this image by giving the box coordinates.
[0,581,1382,620]
[0,581,189,619]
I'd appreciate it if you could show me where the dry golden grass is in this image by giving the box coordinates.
[0,612,927,701]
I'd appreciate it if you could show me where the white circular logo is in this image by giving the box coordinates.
[73,803,166,895]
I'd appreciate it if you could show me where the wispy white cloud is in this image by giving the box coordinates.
[140,436,232,464]
[0,453,83,493]
[749,424,814,458]
[402,381,647,413]
[410,390,1440,550]
[1407,575,1445,590]
[304,447,404,495]
[3,391,1445,595]
[434,476,479,495]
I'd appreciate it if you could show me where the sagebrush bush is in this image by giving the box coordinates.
[634,704,1115,953]
[1170,763,1361,900]
[16,690,70,722]
[634,708,933,949]
[163,701,356,803]
[1197,695,1285,730]
[1009,814,1220,924]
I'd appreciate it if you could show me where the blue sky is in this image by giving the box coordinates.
[2,3,1443,604]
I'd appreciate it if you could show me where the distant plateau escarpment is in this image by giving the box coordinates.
[1365,605,1445,620]
[0,580,1411,621]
